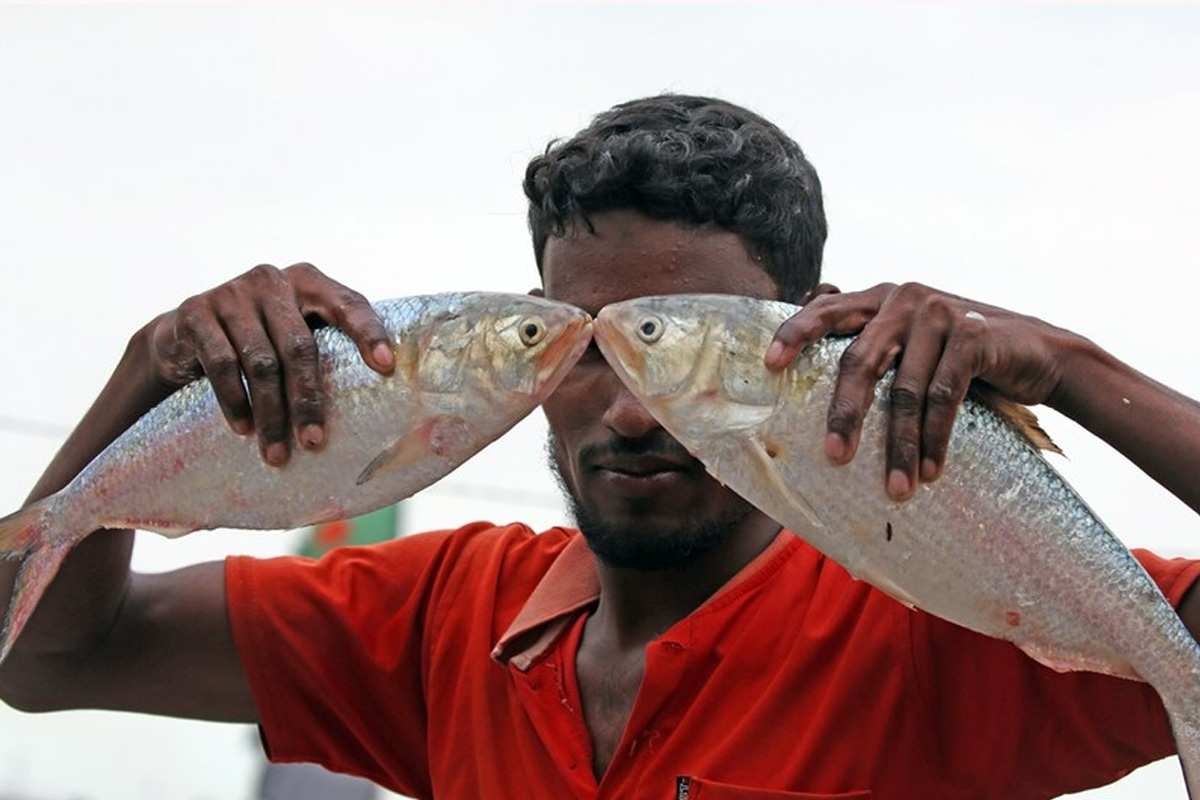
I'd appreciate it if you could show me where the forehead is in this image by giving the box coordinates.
[540,209,778,316]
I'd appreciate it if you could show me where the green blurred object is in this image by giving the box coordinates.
[298,504,400,558]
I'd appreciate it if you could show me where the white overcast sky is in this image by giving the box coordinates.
[1,3,1199,799]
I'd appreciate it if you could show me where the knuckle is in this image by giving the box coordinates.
[926,379,962,409]
[872,281,900,299]
[204,353,241,381]
[282,334,319,364]
[244,351,280,381]
[888,436,920,471]
[284,261,322,278]
[888,382,924,415]
[894,281,928,298]
[257,420,288,443]
[773,317,804,346]
[176,296,208,328]
[288,393,323,422]
[837,344,873,376]
[922,293,958,319]
[826,397,863,435]
[335,287,372,312]
[246,263,282,284]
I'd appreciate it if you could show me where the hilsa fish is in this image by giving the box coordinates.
[0,292,592,663]
[594,293,1200,798]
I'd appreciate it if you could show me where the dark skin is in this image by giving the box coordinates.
[536,212,786,776]
[2,219,1199,786]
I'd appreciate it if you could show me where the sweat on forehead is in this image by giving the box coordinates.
[523,93,827,303]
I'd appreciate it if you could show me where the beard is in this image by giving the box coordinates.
[546,431,753,571]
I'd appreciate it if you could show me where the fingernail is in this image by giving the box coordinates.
[300,424,324,449]
[232,418,253,436]
[825,432,847,463]
[766,340,788,369]
[265,442,288,465]
[373,342,394,369]
[920,457,940,482]
[888,469,912,500]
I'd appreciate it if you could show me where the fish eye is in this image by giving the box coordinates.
[636,314,664,344]
[519,317,546,346]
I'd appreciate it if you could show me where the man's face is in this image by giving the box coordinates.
[540,209,780,569]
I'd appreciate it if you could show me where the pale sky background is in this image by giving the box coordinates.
[0,3,1199,799]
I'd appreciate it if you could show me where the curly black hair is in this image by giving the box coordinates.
[524,94,827,302]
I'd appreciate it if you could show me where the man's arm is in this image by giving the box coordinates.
[767,282,1200,637]
[0,263,392,720]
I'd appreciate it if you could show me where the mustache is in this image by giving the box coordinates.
[578,430,697,467]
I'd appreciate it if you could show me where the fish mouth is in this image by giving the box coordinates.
[592,311,644,391]
[533,314,594,401]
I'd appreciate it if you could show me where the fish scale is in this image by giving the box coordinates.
[594,293,1200,798]
[0,291,593,663]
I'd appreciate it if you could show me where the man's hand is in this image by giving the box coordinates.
[143,263,395,465]
[765,282,1074,501]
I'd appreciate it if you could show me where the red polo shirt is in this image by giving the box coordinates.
[226,522,1200,800]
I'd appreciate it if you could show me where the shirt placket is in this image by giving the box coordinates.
[597,629,696,799]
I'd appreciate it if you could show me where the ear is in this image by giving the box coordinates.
[528,288,545,298]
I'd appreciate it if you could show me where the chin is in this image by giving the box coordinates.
[570,494,752,571]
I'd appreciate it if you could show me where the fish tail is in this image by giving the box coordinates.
[0,502,72,664]
[1166,701,1200,799]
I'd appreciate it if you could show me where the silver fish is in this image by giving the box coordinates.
[594,293,1200,797]
[0,292,593,662]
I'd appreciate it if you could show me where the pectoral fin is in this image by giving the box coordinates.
[356,414,473,486]
[744,433,826,536]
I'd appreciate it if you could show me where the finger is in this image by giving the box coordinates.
[799,282,841,305]
[261,294,326,451]
[918,326,981,484]
[286,263,394,375]
[766,287,891,371]
[823,315,907,465]
[190,312,254,437]
[164,298,256,436]
[884,325,947,501]
[218,298,291,465]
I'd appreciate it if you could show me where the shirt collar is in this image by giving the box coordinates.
[491,528,796,671]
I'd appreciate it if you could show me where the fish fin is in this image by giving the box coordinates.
[968,383,1063,455]
[1013,638,1137,679]
[745,434,827,536]
[0,503,73,664]
[356,414,474,486]
[1166,704,1200,800]
[742,435,925,609]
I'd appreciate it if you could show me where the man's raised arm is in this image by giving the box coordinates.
[0,263,392,720]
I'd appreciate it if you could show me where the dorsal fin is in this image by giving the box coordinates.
[967,383,1063,455]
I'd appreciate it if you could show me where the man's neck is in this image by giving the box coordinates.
[587,514,783,650]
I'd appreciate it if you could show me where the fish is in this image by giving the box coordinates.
[0,292,593,663]
[593,292,1200,798]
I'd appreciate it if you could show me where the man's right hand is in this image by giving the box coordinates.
[141,263,394,465]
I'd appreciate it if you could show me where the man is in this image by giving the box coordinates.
[3,95,1199,799]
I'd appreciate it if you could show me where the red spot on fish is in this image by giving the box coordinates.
[1005,611,1021,627]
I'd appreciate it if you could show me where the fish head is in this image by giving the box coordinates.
[594,294,792,437]
[417,293,592,403]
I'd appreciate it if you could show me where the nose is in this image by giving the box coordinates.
[602,379,662,439]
